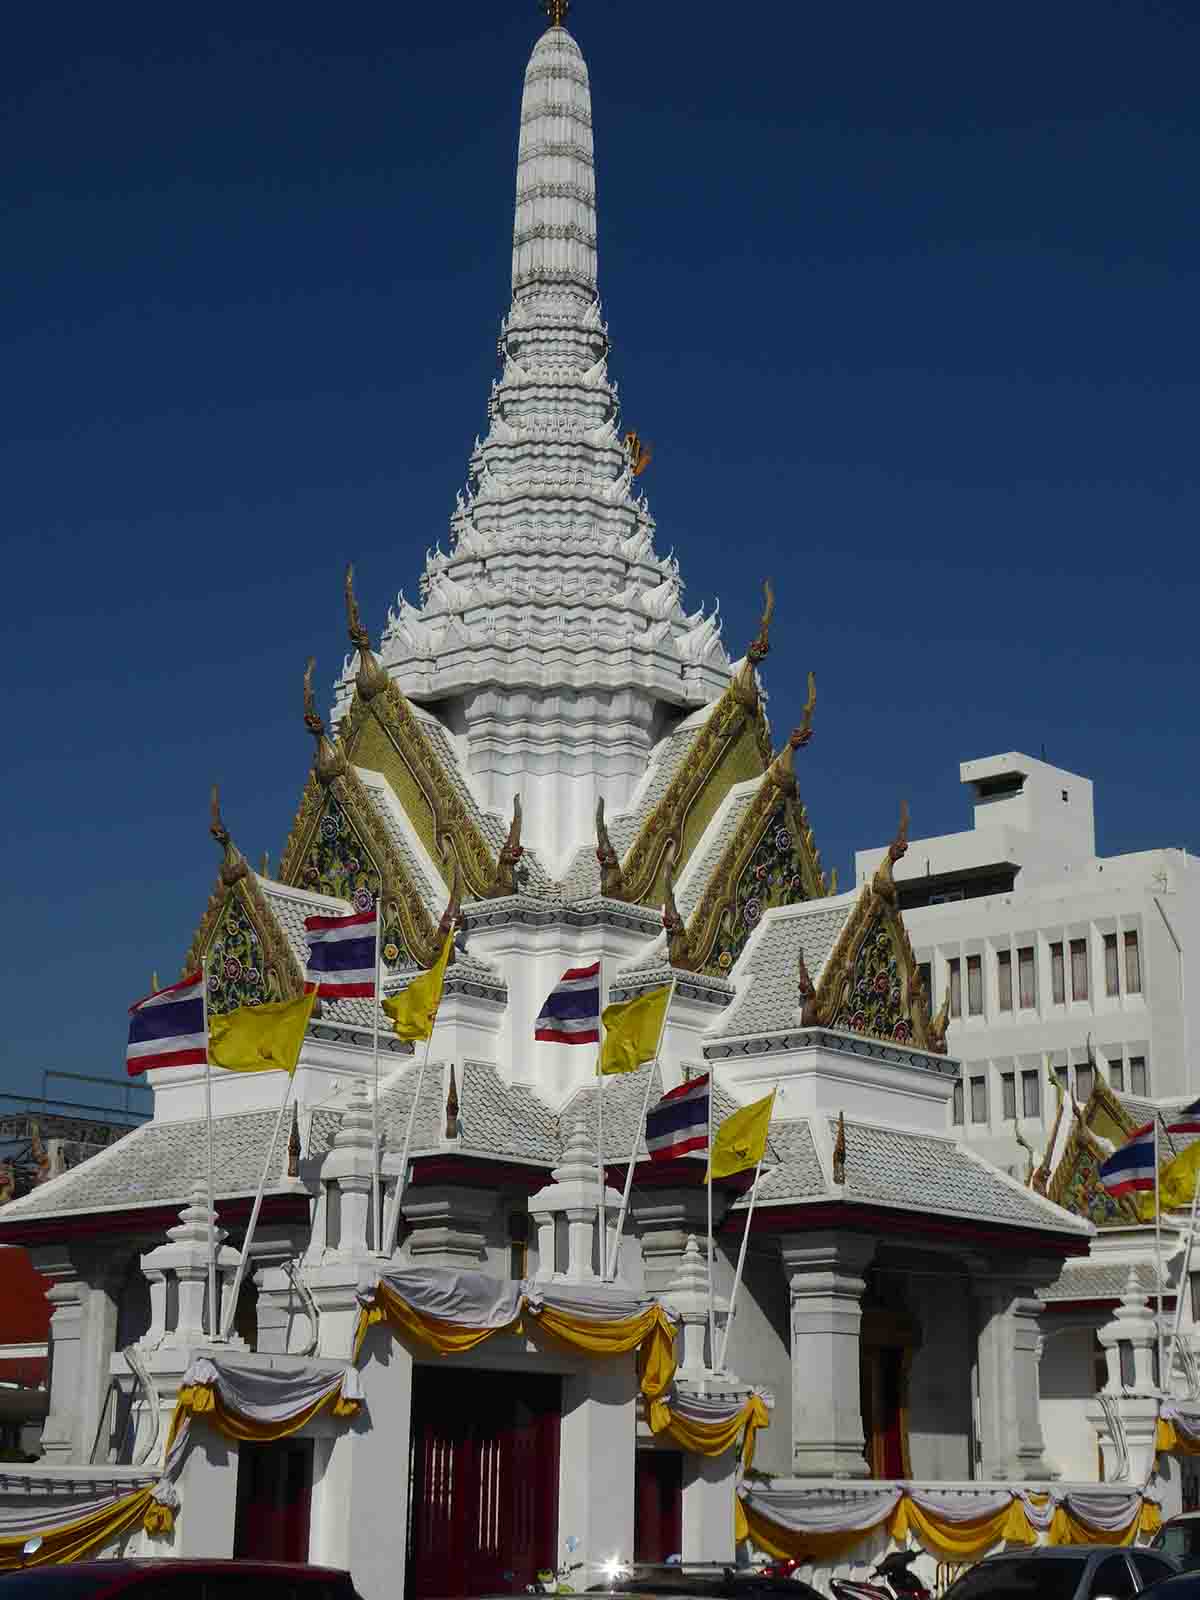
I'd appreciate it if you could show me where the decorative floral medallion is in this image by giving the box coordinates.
[205,898,272,1015]
[704,797,813,975]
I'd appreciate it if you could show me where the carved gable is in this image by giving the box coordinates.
[182,875,305,1016]
[824,903,921,1046]
[1047,1081,1143,1228]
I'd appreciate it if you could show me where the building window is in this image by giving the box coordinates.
[948,958,962,1019]
[1125,931,1142,994]
[1104,933,1120,997]
[1018,947,1035,1009]
[967,955,983,1016]
[998,951,1013,1012]
[1076,1061,1095,1102]
[1050,942,1065,1004]
[1130,1056,1148,1097]
[1109,1057,1125,1092]
[918,961,932,1009]
[952,1081,964,1125]
[1021,1069,1041,1118]
[1001,1072,1016,1120]
[1070,938,1089,1002]
[970,1076,988,1124]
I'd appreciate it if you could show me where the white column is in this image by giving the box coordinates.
[781,1232,873,1479]
[173,1433,240,1558]
[972,1262,1057,1479]
[310,1324,414,1600]
[681,1452,735,1564]
[558,1361,638,1572]
[31,1244,124,1463]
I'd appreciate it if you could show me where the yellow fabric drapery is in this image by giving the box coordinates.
[738,1490,1160,1565]
[656,1394,770,1469]
[1159,1415,1200,1458]
[0,1488,159,1570]
[356,1287,679,1419]
[175,1379,361,1442]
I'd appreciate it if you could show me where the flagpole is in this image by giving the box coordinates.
[382,1030,435,1258]
[220,1069,294,1341]
[596,956,606,1277]
[707,1060,716,1371]
[717,1086,776,1375]
[606,977,676,1282]
[371,912,382,1255]
[1155,1114,1165,1386]
[1168,1162,1200,1391]
[200,968,219,1342]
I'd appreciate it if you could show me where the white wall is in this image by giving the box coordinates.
[1039,1324,1101,1482]
[719,1242,793,1477]
[906,1270,972,1480]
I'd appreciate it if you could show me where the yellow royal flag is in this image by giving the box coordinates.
[382,931,454,1042]
[1137,1142,1200,1220]
[600,984,671,1075]
[707,1091,776,1181]
[208,992,316,1075]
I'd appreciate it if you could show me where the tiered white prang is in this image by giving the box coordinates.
[334,23,730,872]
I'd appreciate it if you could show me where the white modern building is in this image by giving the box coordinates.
[856,753,1200,1175]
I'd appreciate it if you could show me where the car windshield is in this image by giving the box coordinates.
[944,1557,1087,1600]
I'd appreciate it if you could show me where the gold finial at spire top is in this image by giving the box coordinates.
[543,0,570,26]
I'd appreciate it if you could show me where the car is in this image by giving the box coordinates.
[1153,1515,1200,1572]
[0,1559,364,1599]
[592,1567,825,1600]
[940,1546,1179,1600]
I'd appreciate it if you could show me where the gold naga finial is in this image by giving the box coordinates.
[210,784,248,886]
[832,1111,847,1186]
[595,796,625,899]
[345,563,389,701]
[767,670,818,792]
[543,0,570,25]
[872,799,910,900]
[797,946,819,1027]
[490,795,525,897]
[746,579,775,666]
[1013,1122,1037,1187]
[927,990,950,1055]
[303,658,348,784]
[661,854,697,971]
[791,671,817,750]
[445,1062,460,1141]
[436,862,463,951]
[286,1101,302,1179]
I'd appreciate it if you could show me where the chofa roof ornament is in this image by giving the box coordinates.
[732,579,775,708]
[872,799,910,900]
[766,671,817,793]
[303,658,349,785]
[344,563,390,703]
[210,784,248,888]
[595,796,625,900]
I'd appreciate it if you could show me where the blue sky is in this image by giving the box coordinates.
[3,0,1198,1107]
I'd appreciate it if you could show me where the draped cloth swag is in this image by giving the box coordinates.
[654,1389,770,1466]
[736,1483,1162,1562]
[356,1268,679,1417]
[1158,1403,1200,1457]
[0,1354,363,1568]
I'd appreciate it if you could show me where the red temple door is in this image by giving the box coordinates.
[408,1369,561,1599]
[634,1450,682,1564]
[233,1439,312,1561]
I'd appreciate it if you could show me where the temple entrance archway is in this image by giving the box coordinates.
[407,1367,561,1600]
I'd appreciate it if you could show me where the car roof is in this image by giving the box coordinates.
[47,1562,351,1576]
[1163,1514,1200,1524]
[979,1547,1128,1560]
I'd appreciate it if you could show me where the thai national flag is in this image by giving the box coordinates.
[1099,1122,1157,1196]
[304,908,377,999]
[534,961,601,1044]
[127,972,207,1075]
[646,1074,710,1162]
[1168,1099,1200,1136]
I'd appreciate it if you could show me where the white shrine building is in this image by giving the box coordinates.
[1,7,1197,1595]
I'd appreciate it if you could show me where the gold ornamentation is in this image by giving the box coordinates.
[287,1102,301,1179]
[797,947,819,1026]
[832,1111,846,1186]
[303,658,349,785]
[181,867,306,1002]
[926,991,950,1055]
[340,680,501,900]
[661,855,696,971]
[445,1063,460,1141]
[872,799,910,901]
[619,679,769,906]
[436,864,463,949]
[277,761,443,970]
[345,563,390,702]
[1046,1077,1143,1225]
[210,784,249,888]
[623,431,653,478]
[1013,1123,1037,1187]
[489,794,524,898]
[746,579,774,666]
[544,0,569,25]
[596,796,625,899]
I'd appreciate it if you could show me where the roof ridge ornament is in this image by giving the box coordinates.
[797,947,819,1027]
[210,784,249,887]
[490,794,525,897]
[871,799,910,900]
[595,796,625,899]
[303,658,349,785]
[746,579,774,666]
[766,671,817,793]
[344,563,390,702]
[662,853,697,971]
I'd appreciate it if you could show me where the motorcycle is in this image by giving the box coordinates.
[830,1550,931,1600]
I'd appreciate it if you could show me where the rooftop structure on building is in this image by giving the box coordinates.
[856,753,1199,1179]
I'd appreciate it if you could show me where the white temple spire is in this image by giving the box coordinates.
[513,18,597,299]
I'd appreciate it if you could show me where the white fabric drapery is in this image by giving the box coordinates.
[669,1390,766,1427]
[739,1486,903,1534]
[366,1268,523,1329]
[181,1354,359,1420]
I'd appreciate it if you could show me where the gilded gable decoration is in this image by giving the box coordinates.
[182,787,306,1015]
[806,801,936,1050]
[1047,1079,1143,1227]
